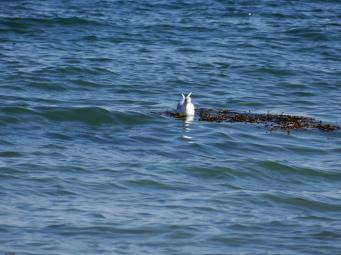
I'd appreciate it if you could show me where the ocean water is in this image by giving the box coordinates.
[1,0,341,254]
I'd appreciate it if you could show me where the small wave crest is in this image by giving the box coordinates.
[0,106,156,126]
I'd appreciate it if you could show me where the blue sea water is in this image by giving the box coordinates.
[1,0,341,254]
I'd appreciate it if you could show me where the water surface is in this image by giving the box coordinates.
[1,1,341,254]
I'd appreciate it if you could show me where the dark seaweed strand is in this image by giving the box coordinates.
[196,108,339,132]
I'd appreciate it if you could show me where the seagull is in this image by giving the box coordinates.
[176,92,195,116]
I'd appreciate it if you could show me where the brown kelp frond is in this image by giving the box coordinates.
[196,108,339,132]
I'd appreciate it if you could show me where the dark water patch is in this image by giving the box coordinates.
[286,144,328,156]
[1,106,35,115]
[1,16,100,28]
[83,57,112,63]
[285,27,329,41]
[176,47,203,53]
[290,91,315,97]
[51,66,108,75]
[0,27,37,35]
[45,224,165,237]
[39,107,114,125]
[209,234,261,246]
[0,139,14,145]
[163,229,195,240]
[168,78,194,87]
[86,212,106,219]
[0,171,21,181]
[126,178,184,191]
[31,150,65,159]
[46,132,73,141]
[49,188,80,197]
[237,101,266,107]
[5,106,160,126]
[1,106,115,125]
[0,116,21,126]
[279,82,308,90]
[0,106,36,125]
[0,95,64,107]
[0,106,42,125]
[263,193,341,211]
[29,65,116,77]
[105,36,129,44]
[49,65,116,76]
[0,151,22,158]
[70,79,100,88]
[0,167,27,177]
[211,61,232,69]
[1,18,32,29]
[185,166,234,180]
[129,136,166,147]
[312,230,341,239]
[111,111,158,126]
[28,81,67,91]
[80,35,98,41]
[257,161,341,181]
[252,66,294,77]
[142,23,214,33]
[321,49,341,61]
[331,147,341,154]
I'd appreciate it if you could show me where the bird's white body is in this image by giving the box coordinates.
[176,92,195,116]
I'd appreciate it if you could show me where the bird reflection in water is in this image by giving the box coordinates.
[182,115,194,141]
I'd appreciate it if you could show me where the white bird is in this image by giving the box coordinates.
[176,92,195,116]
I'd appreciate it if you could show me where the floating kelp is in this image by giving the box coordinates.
[170,109,339,132]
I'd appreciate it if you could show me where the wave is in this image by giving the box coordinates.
[256,160,341,181]
[263,192,341,211]
[44,224,164,236]
[0,106,156,126]
[1,16,100,28]
[28,66,117,77]
[285,27,329,41]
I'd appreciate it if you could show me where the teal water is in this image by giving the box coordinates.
[1,1,341,254]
